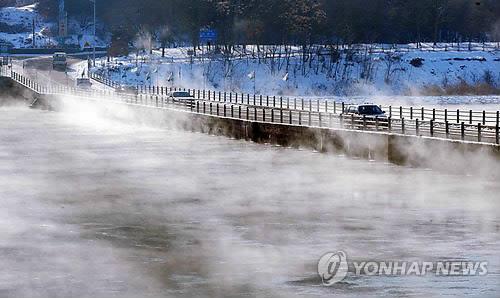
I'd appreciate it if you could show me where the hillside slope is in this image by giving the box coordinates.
[90,46,500,96]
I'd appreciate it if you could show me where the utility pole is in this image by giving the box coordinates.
[32,17,35,48]
[57,0,67,46]
[90,0,96,67]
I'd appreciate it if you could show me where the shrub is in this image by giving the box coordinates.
[410,58,424,68]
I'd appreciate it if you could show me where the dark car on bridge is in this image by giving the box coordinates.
[344,104,388,129]
[345,104,386,117]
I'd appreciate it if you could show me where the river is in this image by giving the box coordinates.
[0,103,499,297]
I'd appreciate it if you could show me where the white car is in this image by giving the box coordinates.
[76,78,92,89]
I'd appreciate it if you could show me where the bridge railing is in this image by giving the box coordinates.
[111,93,500,145]
[89,72,500,127]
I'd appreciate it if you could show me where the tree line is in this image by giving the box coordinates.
[36,0,500,51]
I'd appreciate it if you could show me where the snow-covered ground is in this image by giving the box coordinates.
[0,4,107,49]
[90,46,500,97]
[0,4,56,48]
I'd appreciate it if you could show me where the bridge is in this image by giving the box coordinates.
[90,73,500,145]
[1,61,499,168]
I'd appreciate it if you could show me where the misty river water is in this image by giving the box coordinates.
[0,104,499,297]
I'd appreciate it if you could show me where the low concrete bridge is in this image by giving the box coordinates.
[1,64,499,170]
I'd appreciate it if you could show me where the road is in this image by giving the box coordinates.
[12,56,112,92]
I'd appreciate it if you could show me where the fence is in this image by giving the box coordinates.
[347,42,500,54]
[1,65,498,145]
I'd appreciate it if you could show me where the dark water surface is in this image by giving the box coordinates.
[0,105,499,297]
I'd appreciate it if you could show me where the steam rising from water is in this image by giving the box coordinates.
[0,98,499,297]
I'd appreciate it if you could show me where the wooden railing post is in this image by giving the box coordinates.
[496,121,499,145]
[478,123,482,142]
[497,111,500,129]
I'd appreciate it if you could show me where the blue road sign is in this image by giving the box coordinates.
[200,29,218,41]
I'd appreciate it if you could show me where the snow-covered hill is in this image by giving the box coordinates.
[90,46,500,96]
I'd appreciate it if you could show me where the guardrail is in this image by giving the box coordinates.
[2,65,498,145]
